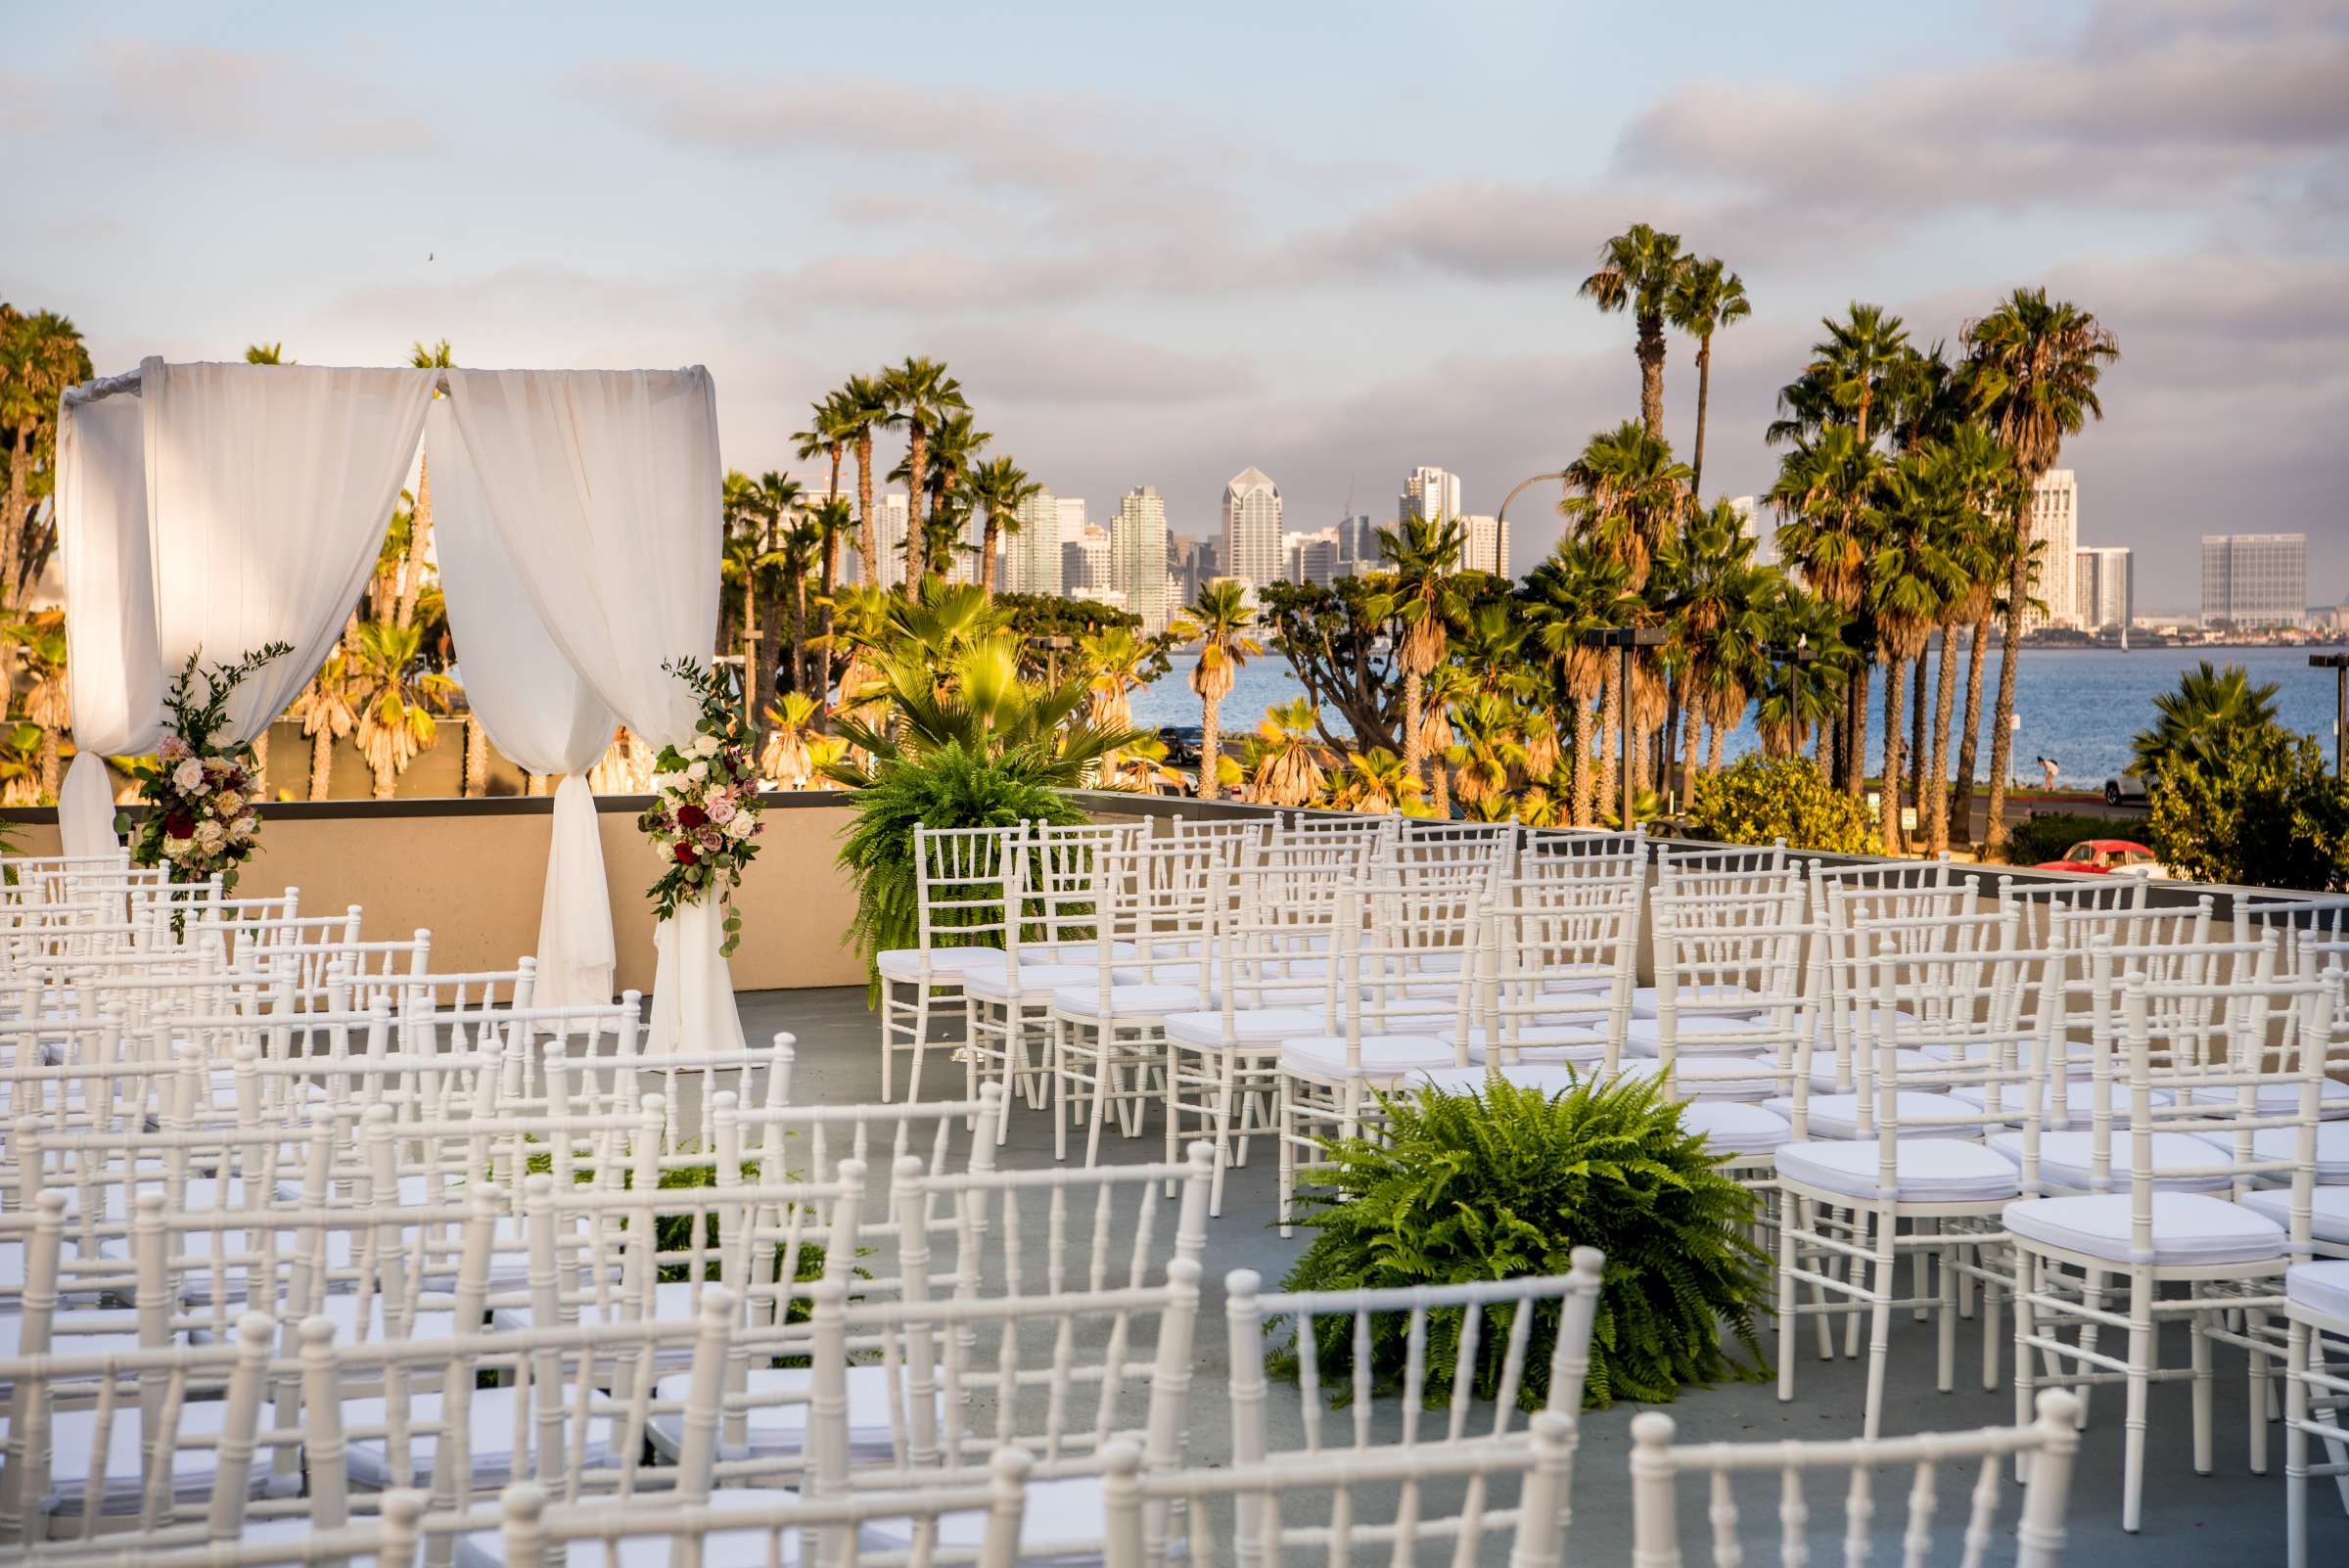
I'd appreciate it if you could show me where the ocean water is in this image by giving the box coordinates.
[1130,644,2345,791]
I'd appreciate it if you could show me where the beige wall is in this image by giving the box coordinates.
[5,802,867,992]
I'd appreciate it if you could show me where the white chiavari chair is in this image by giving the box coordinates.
[878,823,1022,1103]
[1451,859,1639,1080]
[1626,1387,2084,1568]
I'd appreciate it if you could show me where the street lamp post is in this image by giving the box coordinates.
[1494,472,1567,578]
[2314,653,2349,779]
[1582,625,1671,829]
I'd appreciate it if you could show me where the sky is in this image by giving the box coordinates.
[9,0,2346,608]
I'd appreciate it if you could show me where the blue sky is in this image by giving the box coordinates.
[10,0,2345,605]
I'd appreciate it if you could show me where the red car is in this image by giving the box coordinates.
[2035,839,2168,878]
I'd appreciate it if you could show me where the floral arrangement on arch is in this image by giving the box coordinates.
[638,658,767,955]
[130,642,293,894]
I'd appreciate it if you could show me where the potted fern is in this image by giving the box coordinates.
[1276,1072,1770,1408]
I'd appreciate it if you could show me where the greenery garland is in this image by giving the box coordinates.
[130,643,292,894]
[1275,1072,1770,1409]
[638,659,767,955]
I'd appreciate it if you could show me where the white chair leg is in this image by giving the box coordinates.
[2190,1304,2214,1476]
[2014,1251,2039,1483]
[2248,1307,2271,1477]
[1863,1222,1896,1441]
[2122,1268,2154,1534]
[1936,1235,1958,1396]
[2286,1317,2310,1568]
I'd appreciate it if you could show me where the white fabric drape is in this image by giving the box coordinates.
[425,400,620,1013]
[141,358,438,743]
[55,395,161,857]
[442,368,734,1053]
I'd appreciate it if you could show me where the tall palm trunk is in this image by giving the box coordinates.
[395,455,432,628]
[1910,656,1928,818]
[902,426,928,592]
[1706,715,1727,773]
[754,583,786,750]
[1689,334,1714,497]
[1635,318,1666,438]
[462,713,488,799]
[1198,696,1222,801]
[1429,761,1451,818]
[1679,691,1702,809]
[1597,675,1622,824]
[3,432,31,612]
[854,436,878,585]
[1815,706,1834,778]
[1844,666,1869,799]
[1982,519,2030,851]
[1925,625,1961,853]
[1570,697,1596,826]
[308,729,334,801]
[817,535,841,705]
[1401,669,1427,788]
[1951,616,1992,844]
[1661,670,1682,803]
[789,576,809,700]
[979,514,1001,596]
[1880,655,1908,852]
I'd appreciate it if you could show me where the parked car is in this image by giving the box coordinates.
[2035,838,2168,878]
[2103,772,2147,806]
[1158,725,1205,767]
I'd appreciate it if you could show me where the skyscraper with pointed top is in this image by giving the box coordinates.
[1222,466,1282,589]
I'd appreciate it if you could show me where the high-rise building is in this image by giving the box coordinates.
[1114,486,1173,632]
[2019,470,2079,633]
[2074,546,2133,632]
[2201,533,2306,629]
[1727,495,1777,568]
[1169,536,1217,608]
[1063,525,1112,595]
[998,487,1061,595]
[1459,514,1510,577]
[1056,497,1087,544]
[1283,528,1344,586]
[1335,514,1377,574]
[1222,467,1283,588]
[1400,466,1463,526]
[845,492,910,586]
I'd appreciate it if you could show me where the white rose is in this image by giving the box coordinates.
[233,815,258,840]
[160,834,184,859]
[171,760,205,791]
[694,734,720,759]
[195,820,225,850]
[686,761,709,784]
[724,811,753,840]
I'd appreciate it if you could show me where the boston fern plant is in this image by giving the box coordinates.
[1276,1073,1770,1409]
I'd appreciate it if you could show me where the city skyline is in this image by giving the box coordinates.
[19,3,2342,605]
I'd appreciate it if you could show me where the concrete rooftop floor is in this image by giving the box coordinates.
[723,985,2346,1566]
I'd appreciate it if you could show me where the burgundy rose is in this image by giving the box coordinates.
[163,811,197,840]
[673,843,699,865]
[675,804,709,830]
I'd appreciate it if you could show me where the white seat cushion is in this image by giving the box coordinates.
[488,1281,692,1336]
[1165,1007,1328,1046]
[1278,1034,1457,1079]
[1446,1025,1606,1065]
[452,1487,805,1568]
[1804,1048,1936,1093]
[1615,1055,1780,1101]
[1761,1091,1978,1141]
[190,1292,457,1347]
[343,1386,618,1487]
[1625,1015,1779,1057]
[36,1400,304,1513]
[875,946,1002,982]
[1920,1038,2093,1069]
[1682,1101,1793,1158]
[1631,984,1764,1020]
[1776,1139,2021,1204]
[860,1472,1111,1565]
[2241,1186,2349,1246]
[2192,1121,2349,1183]
[1946,1079,2172,1128]
[2285,1260,2349,1323]
[1018,941,1138,965]
[646,1364,928,1461]
[961,962,1135,1001]
[1048,982,1201,1022]
[1985,1130,2234,1193]
[2004,1191,2288,1267]
[2188,1079,2349,1120]
[1410,1064,1589,1098]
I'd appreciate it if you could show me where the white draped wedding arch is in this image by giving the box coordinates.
[54,357,740,1053]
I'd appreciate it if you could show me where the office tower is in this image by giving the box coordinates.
[1727,495,1777,567]
[1459,514,1510,577]
[2074,546,2133,631]
[1056,497,1087,542]
[846,492,910,585]
[1334,513,1377,574]
[1400,465,1463,526]
[1283,528,1343,586]
[1114,486,1173,632]
[2019,470,2079,632]
[2200,533,2307,628]
[1222,467,1283,588]
[1063,525,1112,594]
[1002,486,1061,595]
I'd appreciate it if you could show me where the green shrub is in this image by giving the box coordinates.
[2000,810,2147,868]
[1683,754,1879,855]
[2147,727,2349,892]
[1275,1073,1769,1409]
[836,742,1085,997]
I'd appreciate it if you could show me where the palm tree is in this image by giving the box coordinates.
[1243,699,1330,807]
[1920,424,2011,851]
[243,343,289,364]
[1369,512,1465,795]
[921,411,990,575]
[1752,582,1848,760]
[1325,746,1424,814]
[760,691,824,788]
[1416,664,1470,818]
[1665,258,1750,497]
[1654,503,1767,800]
[806,496,853,698]
[1578,224,1687,437]
[1527,541,1635,824]
[1963,288,2119,850]
[747,472,805,731]
[1176,580,1261,801]
[1868,455,1957,851]
[836,375,893,588]
[966,456,1040,597]
[766,513,820,717]
[1557,421,1689,587]
[396,340,454,629]
[1448,693,1527,812]
[880,356,966,590]
[1805,304,1910,445]
[0,309,91,612]
[347,621,453,799]
[795,395,856,674]
[288,653,358,799]
[718,469,765,664]
[0,611,69,798]
[1769,425,1888,795]
[2131,662,2280,781]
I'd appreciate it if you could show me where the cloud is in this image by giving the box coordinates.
[88,39,438,155]
[929,322,1254,408]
